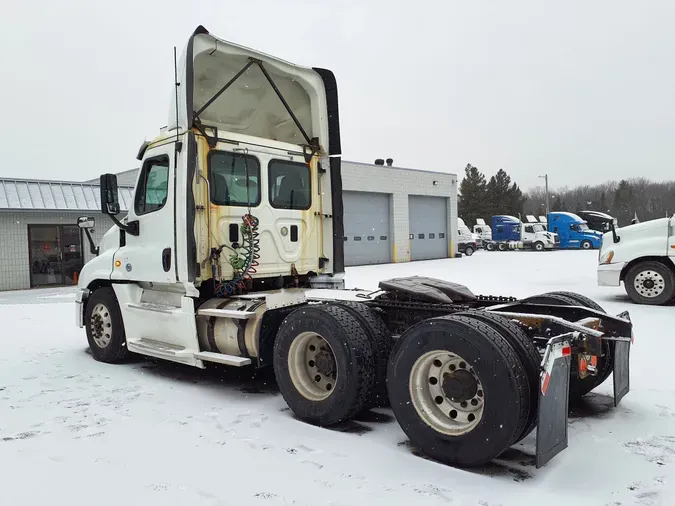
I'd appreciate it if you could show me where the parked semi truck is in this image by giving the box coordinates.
[598,215,675,305]
[548,212,603,249]
[473,218,491,241]
[482,215,558,251]
[457,218,478,256]
[74,26,633,469]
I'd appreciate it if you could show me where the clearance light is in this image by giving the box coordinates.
[115,260,121,267]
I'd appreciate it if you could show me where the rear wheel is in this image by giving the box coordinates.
[498,242,508,251]
[334,301,393,408]
[387,314,530,467]
[85,287,129,363]
[486,242,496,252]
[274,304,375,426]
[625,261,675,305]
[522,292,610,402]
[456,311,540,442]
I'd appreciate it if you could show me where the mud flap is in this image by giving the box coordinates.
[613,310,632,407]
[613,339,631,407]
[536,338,572,469]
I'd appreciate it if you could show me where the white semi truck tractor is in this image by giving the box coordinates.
[598,215,675,305]
[75,25,634,469]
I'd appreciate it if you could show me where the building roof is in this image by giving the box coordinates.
[83,168,139,187]
[0,178,134,212]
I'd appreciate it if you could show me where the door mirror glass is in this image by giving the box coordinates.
[77,216,95,229]
[100,173,120,215]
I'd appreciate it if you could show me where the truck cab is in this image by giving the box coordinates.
[473,218,492,241]
[598,216,675,304]
[548,212,602,249]
[576,210,615,234]
[457,218,478,255]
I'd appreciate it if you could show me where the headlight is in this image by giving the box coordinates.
[599,250,614,264]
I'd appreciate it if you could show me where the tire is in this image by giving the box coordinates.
[497,242,508,252]
[456,310,540,443]
[464,246,475,257]
[580,240,592,250]
[387,314,530,467]
[522,292,609,402]
[334,301,393,408]
[84,287,129,363]
[273,304,375,426]
[625,261,675,306]
[534,241,544,251]
[486,242,496,252]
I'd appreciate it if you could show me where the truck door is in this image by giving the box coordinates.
[522,224,535,243]
[669,216,675,258]
[112,144,176,283]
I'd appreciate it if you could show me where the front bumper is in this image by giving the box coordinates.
[75,289,89,328]
[597,262,625,287]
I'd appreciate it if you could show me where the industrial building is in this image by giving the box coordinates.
[0,160,457,291]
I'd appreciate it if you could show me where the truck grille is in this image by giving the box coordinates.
[554,236,560,243]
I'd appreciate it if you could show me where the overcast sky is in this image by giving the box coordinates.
[1,0,673,191]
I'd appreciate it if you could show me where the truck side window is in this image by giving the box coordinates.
[209,151,261,207]
[496,226,503,233]
[268,160,311,210]
[135,156,169,215]
[525,225,534,233]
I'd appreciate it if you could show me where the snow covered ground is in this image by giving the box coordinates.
[1,250,674,505]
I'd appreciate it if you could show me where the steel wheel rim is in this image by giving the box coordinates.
[634,270,666,298]
[90,303,113,348]
[288,332,338,401]
[582,241,591,249]
[409,350,485,436]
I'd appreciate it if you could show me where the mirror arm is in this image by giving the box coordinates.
[82,228,99,256]
[110,215,140,236]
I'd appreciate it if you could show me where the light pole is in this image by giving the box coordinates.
[539,174,549,214]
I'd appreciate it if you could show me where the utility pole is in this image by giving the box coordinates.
[539,174,549,214]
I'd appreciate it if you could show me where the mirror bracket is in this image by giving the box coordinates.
[111,215,139,236]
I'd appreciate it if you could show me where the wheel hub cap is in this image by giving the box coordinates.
[287,332,338,401]
[442,369,478,403]
[409,350,485,436]
[634,270,665,298]
[90,303,112,348]
[314,349,336,377]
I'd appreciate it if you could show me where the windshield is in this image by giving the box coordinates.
[578,223,589,231]
[533,224,544,232]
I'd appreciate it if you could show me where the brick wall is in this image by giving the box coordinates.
[341,161,458,262]
[0,212,114,291]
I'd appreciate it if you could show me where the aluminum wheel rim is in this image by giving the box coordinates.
[582,241,591,249]
[90,303,113,348]
[288,332,338,401]
[409,350,484,436]
[634,270,666,298]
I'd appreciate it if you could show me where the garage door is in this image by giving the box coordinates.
[409,196,448,261]
[343,191,391,266]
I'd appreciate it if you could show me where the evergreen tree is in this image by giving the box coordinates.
[599,191,608,213]
[457,164,488,227]
[613,180,635,225]
[486,169,514,217]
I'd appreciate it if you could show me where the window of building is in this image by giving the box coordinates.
[135,156,169,215]
[209,151,261,207]
[269,160,311,210]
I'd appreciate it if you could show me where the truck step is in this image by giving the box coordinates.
[126,302,176,314]
[194,351,252,367]
[197,308,257,319]
[127,338,188,356]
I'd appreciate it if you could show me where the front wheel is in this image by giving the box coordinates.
[85,287,129,363]
[534,241,544,251]
[580,240,592,250]
[625,261,675,305]
[464,245,475,257]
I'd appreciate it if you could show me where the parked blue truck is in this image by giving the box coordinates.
[547,212,603,249]
[483,215,558,251]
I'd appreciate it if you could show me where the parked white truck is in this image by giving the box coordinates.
[74,25,634,469]
[457,218,478,256]
[598,215,675,305]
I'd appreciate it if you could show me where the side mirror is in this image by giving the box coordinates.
[100,173,120,216]
[77,216,95,229]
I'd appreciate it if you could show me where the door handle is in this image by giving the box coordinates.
[162,248,171,272]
